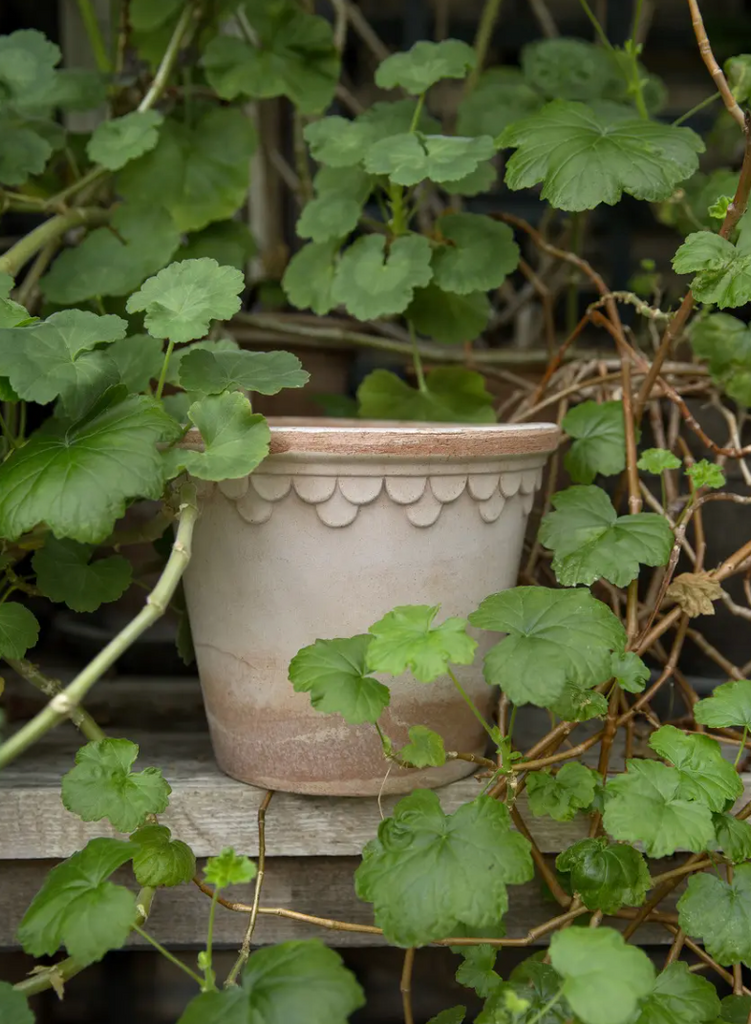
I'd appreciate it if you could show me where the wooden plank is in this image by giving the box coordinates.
[0,857,680,950]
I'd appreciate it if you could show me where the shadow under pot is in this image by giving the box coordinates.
[180,419,560,796]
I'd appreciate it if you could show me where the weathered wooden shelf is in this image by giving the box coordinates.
[0,678,746,949]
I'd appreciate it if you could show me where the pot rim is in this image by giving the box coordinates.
[183,417,559,458]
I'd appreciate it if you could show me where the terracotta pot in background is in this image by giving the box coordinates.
[181,420,559,796]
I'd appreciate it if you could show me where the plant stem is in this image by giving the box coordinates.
[75,0,112,73]
[133,924,204,985]
[687,0,745,127]
[389,184,408,235]
[138,2,198,112]
[4,658,105,741]
[735,725,749,768]
[400,948,416,1024]
[0,208,108,277]
[155,339,175,400]
[409,93,426,133]
[0,485,198,769]
[408,320,427,392]
[578,0,614,50]
[672,90,720,126]
[447,667,497,742]
[226,790,274,986]
[0,408,17,450]
[202,889,219,989]
[466,0,504,92]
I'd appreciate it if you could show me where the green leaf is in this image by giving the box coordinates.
[53,67,107,110]
[673,232,751,309]
[649,724,743,812]
[562,401,626,484]
[456,68,542,138]
[108,334,165,394]
[500,101,703,212]
[469,586,626,709]
[637,448,681,474]
[399,725,446,768]
[0,272,33,329]
[556,838,651,914]
[717,994,751,1024]
[727,54,751,103]
[549,927,655,1024]
[357,367,495,424]
[687,459,726,490]
[0,309,126,413]
[177,941,364,1024]
[202,9,339,114]
[0,29,60,109]
[0,982,33,1024]
[695,680,751,729]
[477,962,570,1024]
[17,837,137,963]
[164,392,270,482]
[441,161,497,196]
[126,258,244,344]
[282,240,339,316]
[0,603,39,659]
[375,39,476,94]
[118,108,257,233]
[549,679,609,722]
[303,102,441,168]
[87,110,163,170]
[603,759,717,857]
[177,220,256,272]
[289,635,389,725]
[366,604,476,683]
[332,235,432,320]
[61,738,171,832]
[427,1010,466,1024]
[431,214,519,295]
[539,485,674,588]
[33,537,131,613]
[407,285,491,344]
[40,205,180,304]
[526,763,598,822]
[635,961,720,1024]
[689,314,751,406]
[455,945,501,998]
[522,38,624,102]
[178,348,308,396]
[678,865,751,966]
[355,790,533,946]
[164,336,240,387]
[0,389,178,543]
[610,650,650,693]
[0,119,53,185]
[713,813,751,864]
[204,847,256,888]
[365,132,496,187]
[297,165,373,244]
[129,824,196,887]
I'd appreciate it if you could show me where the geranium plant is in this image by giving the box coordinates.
[3,0,751,1022]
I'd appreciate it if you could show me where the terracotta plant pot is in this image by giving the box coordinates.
[182,420,559,796]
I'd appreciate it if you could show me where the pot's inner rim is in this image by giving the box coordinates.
[266,417,558,434]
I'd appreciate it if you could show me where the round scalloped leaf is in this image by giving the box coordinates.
[562,400,626,484]
[0,120,54,185]
[331,234,433,320]
[0,602,39,660]
[678,865,751,966]
[549,927,655,1024]
[355,790,533,946]
[539,485,673,588]
[526,763,598,822]
[366,604,477,683]
[356,367,495,423]
[0,982,33,1024]
[695,679,751,730]
[126,258,244,343]
[610,650,650,693]
[0,389,179,543]
[399,725,446,768]
[556,838,651,914]
[177,941,364,1024]
[469,586,626,709]
[713,813,751,865]
[282,240,339,315]
[637,447,681,474]
[289,634,390,725]
[87,110,163,170]
[163,391,270,482]
[432,214,519,295]
[457,69,543,137]
[17,837,137,964]
[649,724,743,812]
[179,348,308,396]
[375,39,476,94]
[33,537,132,613]
[365,132,495,186]
[407,285,491,344]
[177,221,256,272]
[130,824,196,887]
[673,232,751,309]
[0,29,61,107]
[204,847,256,889]
[500,100,703,211]
[521,38,623,102]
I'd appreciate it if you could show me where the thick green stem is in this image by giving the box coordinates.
[0,208,108,277]
[735,726,749,768]
[75,0,112,73]
[408,321,427,392]
[156,339,176,400]
[5,658,105,742]
[409,93,426,133]
[466,0,504,92]
[14,888,155,996]
[447,667,497,742]
[138,3,198,112]
[0,486,198,769]
[389,184,408,235]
